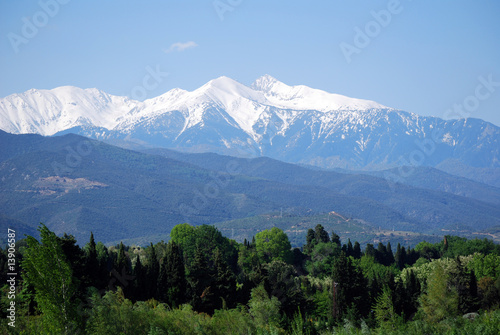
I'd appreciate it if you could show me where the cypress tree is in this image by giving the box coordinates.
[395,244,406,270]
[213,247,236,310]
[165,241,187,307]
[403,269,420,318]
[376,242,388,265]
[189,245,214,313]
[314,224,330,244]
[116,242,129,273]
[146,243,159,300]
[305,228,316,254]
[330,231,341,247]
[365,243,376,258]
[353,241,362,259]
[347,239,354,257]
[332,252,365,320]
[133,254,146,301]
[386,242,395,265]
[85,232,99,288]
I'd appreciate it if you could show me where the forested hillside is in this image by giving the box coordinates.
[1,224,499,334]
[2,131,500,246]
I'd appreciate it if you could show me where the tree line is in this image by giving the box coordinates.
[1,223,500,334]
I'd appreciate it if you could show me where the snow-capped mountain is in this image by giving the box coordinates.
[0,86,135,135]
[1,75,499,180]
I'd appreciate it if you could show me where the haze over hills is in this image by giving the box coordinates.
[1,76,498,187]
[1,130,499,245]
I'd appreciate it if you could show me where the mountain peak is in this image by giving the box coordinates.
[252,74,282,92]
[204,76,242,89]
[198,75,265,107]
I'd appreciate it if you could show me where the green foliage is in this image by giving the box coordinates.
[212,247,237,310]
[4,225,500,334]
[158,241,186,307]
[305,242,339,278]
[172,224,238,272]
[170,223,195,247]
[265,260,307,318]
[21,223,80,334]
[419,263,458,323]
[373,286,398,329]
[415,241,439,260]
[255,227,293,263]
[332,252,366,320]
[467,253,500,280]
[86,287,149,334]
[248,284,282,329]
[359,255,399,287]
[440,236,499,258]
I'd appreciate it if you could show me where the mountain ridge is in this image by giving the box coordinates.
[1,76,498,185]
[1,130,499,244]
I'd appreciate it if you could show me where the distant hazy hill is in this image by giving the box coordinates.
[0,131,436,243]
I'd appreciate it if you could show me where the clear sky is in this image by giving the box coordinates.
[1,0,499,125]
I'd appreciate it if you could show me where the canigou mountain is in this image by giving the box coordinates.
[1,75,499,185]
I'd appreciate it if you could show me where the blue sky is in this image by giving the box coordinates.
[1,0,499,125]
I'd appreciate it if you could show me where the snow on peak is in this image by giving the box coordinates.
[252,74,280,92]
[190,76,268,137]
[253,75,388,112]
[200,76,266,105]
[0,75,392,138]
[0,86,134,135]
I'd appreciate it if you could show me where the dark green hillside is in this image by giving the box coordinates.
[144,148,500,231]
[0,131,420,244]
[1,131,499,245]
[0,213,36,245]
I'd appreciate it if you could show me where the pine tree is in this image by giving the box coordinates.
[213,247,236,310]
[373,286,397,328]
[314,224,330,244]
[146,243,159,300]
[403,269,421,318]
[59,233,86,299]
[164,241,187,307]
[331,252,365,320]
[330,231,341,247]
[420,263,458,322]
[451,257,479,314]
[304,228,316,254]
[133,254,146,301]
[386,242,395,265]
[376,242,388,265]
[353,241,362,259]
[85,232,99,288]
[347,239,353,257]
[365,243,376,258]
[116,242,129,273]
[189,245,214,313]
[395,244,406,270]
